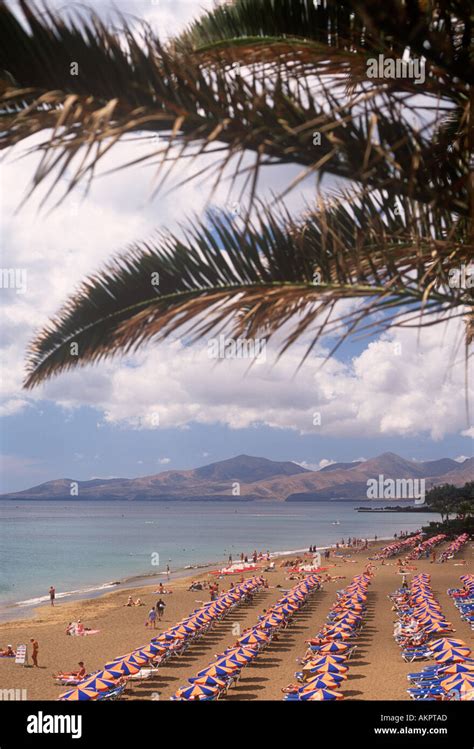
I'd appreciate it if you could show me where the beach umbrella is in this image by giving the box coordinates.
[130,649,155,662]
[79,676,118,692]
[321,630,352,641]
[432,646,471,663]
[238,630,270,646]
[303,660,348,675]
[424,623,453,633]
[216,651,255,666]
[174,684,220,700]
[197,663,239,678]
[437,662,474,675]
[440,673,474,692]
[106,652,148,667]
[429,638,469,652]
[59,687,99,701]
[223,646,258,659]
[189,675,227,689]
[304,654,347,666]
[173,622,200,634]
[155,632,186,642]
[108,659,141,676]
[324,622,355,633]
[314,641,350,654]
[301,673,345,689]
[142,642,167,655]
[299,688,344,701]
[91,667,125,680]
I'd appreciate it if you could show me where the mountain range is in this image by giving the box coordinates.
[1,452,472,502]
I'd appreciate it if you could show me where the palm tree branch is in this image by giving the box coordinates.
[0,1,470,213]
[23,192,472,388]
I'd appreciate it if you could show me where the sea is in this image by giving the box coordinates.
[0,499,435,620]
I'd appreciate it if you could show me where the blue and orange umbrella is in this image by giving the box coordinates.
[79,676,118,692]
[238,630,270,646]
[197,663,239,678]
[174,684,219,700]
[299,688,344,701]
[60,687,99,701]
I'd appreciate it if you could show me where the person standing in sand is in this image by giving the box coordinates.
[156,599,166,621]
[147,607,157,629]
[30,638,39,667]
[49,586,55,606]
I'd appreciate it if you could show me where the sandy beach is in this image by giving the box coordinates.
[0,539,472,701]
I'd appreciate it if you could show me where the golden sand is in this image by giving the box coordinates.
[0,541,471,701]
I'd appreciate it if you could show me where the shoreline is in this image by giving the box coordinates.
[0,535,396,627]
[0,536,470,701]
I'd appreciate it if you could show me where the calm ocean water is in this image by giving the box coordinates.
[0,499,434,616]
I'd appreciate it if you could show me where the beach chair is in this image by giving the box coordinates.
[97,683,126,701]
[407,686,444,699]
[401,649,431,662]
[127,667,161,680]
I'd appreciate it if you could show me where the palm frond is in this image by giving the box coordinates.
[177,0,473,83]
[0,1,470,213]
[24,192,473,388]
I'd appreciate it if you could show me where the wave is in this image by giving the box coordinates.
[15,581,119,608]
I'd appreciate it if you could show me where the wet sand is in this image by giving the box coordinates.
[0,540,471,701]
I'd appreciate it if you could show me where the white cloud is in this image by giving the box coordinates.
[454,455,469,463]
[19,315,470,441]
[461,427,474,439]
[318,458,337,469]
[295,461,320,471]
[158,457,171,464]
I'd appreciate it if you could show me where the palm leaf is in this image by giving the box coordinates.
[0,1,470,213]
[24,192,472,388]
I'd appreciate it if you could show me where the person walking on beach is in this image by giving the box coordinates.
[156,599,166,621]
[30,638,39,667]
[147,607,157,629]
[166,564,170,580]
[49,586,55,607]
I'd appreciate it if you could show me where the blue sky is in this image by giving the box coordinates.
[0,0,472,493]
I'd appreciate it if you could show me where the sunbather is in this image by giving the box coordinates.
[53,661,87,681]
[0,645,15,657]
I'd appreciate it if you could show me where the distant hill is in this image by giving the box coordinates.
[1,453,471,502]
[193,454,309,482]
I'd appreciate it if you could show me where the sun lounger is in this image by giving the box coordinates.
[96,684,126,701]
[127,667,161,680]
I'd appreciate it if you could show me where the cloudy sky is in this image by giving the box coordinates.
[0,0,472,492]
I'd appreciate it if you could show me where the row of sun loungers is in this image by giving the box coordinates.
[58,576,264,701]
[390,573,473,700]
[448,573,474,631]
[172,574,322,700]
[406,534,447,560]
[281,570,374,701]
[440,533,470,563]
[371,534,422,560]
